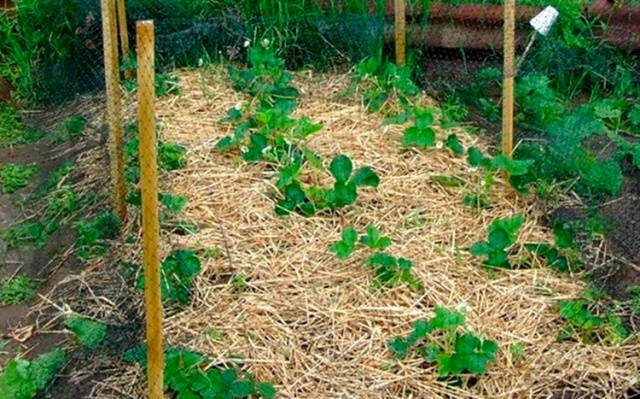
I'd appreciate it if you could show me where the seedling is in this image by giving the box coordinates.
[137,250,201,305]
[0,349,66,399]
[65,313,107,350]
[525,220,577,272]
[124,346,276,398]
[329,225,420,290]
[470,215,524,269]
[444,134,464,156]
[1,163,37,194]
[0,273,36,305]
[159,142,188,171]
[557,300,628,344]
[54,115,86,143]
[75,212,120,259]
[402,107,437,150]
[159,193,188,214]
[1,221,56,249]
[389,307,498,378]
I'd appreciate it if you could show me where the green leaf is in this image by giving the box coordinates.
[467,147,489,167]
[444,134,464,155]
[491,155,532,176]
[402,126,436,149]
[469,241,491,256]
[65,314,107,350]
[351,166,380,187]
[359,225,391,250]
[330,155,353,183]
[414,108,434,130]
[330,227,358,260]
[327,181,357,209]
[257,382,277,399]
[553,221,575,249]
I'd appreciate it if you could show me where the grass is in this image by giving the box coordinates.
[0,273,36,305]
[0,105,42,147]
[0,162,38,194]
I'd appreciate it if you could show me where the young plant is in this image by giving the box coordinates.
[525,220,578,272]
[65,313,107,350]
[75,212,120,259]
[444,134,464,156]
[136,250,201,305]
[53,115,86,143]
[0,162,37,194]
[402,107,437,150]
[329,226,358,260]
[470,215,524,269]
[124,346,276,398]
[1,221,56,249]
[557,300,628,345]
[0,349,66,399]
[0,273,36,305]
[388,307,498,378]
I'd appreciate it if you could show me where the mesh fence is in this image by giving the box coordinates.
[2,0,640,397]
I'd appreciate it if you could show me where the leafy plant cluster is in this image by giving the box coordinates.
[65,313,107,350]
[136,250,202,305]
[0,162,37,194]
[557,298,628,345]
[525,220,578,273]
[469,215,524,269]
[53,115,86,143]
[124,346,276,399]
[0,273,37,305]
[0,349,66,399]
[388,307,498,378]
[330,225,421,290]
[75,211,121,259]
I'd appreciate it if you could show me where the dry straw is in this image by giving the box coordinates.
[33,67,639,398]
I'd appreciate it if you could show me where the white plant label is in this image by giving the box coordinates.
[530,6,560,36]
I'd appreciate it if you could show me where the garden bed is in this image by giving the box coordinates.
[91,67,640,398]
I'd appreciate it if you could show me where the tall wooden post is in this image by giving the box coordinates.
[100,0,127,222]
[502,0,516,156]
[116,0,132,79]
[137,20,164,399]
[395,0,406,65]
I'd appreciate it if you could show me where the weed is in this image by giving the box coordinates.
[124,346,276,398]
[0,163,37,194]
[389,307,498,378]
[1,221,56,249]
[137,250,201,305]
[65,313,107,350]
[0,273,36,305]
[45,162,74,192]
[0,349,66,399]
[470,215,524,269]
[231,273,248,292]
[0,105,43,147]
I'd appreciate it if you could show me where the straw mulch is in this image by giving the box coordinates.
[100,67,638,398]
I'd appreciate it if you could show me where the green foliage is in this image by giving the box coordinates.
[45,162,74,192]
[124,346,276,398]
[137,250,202,305]
[470,215,524,269]
[0,105,43,147]
[159,142,188,171]
[402,107,436,149]
[525,221,577,273]
[65,313,107,350]
[389,307,498,378]
[444,134,464,156]
[329,225,420,290]
[53,115,86,143]
[275,154,379,216]
[159,193,188,214]
[0,274,37,305]
[557,300,628,345]
[1,163,38,194]
[0,349,66,399]
[75,212,120,259]
[1,221,57,249]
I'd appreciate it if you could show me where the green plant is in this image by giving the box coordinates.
[1,163,37,194]
[444,134,464,156]
[1,221,56,249]
[0,105,43,147]
[557,300,628,344]
[159,193,188,214]
[137,250,202,305]
[0,274,36,305]
[329,225,420,290]
[470,215,524,269]
[53,115,86,143]
[65,313,107,350]
[275,154,379,216]
[75,212,120,259]
[0,349,66,399]
[159,142,188,171]
[402,107,437,150]
[124,346,276,398]
[525,221,578,272]
[45,162,74,192]
[389,307,498,378]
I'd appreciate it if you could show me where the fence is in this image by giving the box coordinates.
[2,0,640,397]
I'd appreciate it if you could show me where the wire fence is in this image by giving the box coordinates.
[2,0,640,397]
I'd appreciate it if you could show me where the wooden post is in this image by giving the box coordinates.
[116,0,132,79]
[395,0,406,66]
[100,0,127,222]
[137,20,164,399]
[502,0,516,156]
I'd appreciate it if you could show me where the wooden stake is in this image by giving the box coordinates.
[136,20,164,399]
[502,0,516,156]
[116,0,132,79]
[395,0,406,66]
[100,0,126,222]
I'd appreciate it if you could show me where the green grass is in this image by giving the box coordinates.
[0,105,42,147]
[0,162,38,194]
[0,273,36,305]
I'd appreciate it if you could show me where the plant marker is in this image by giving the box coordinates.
[516,6,560,74]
